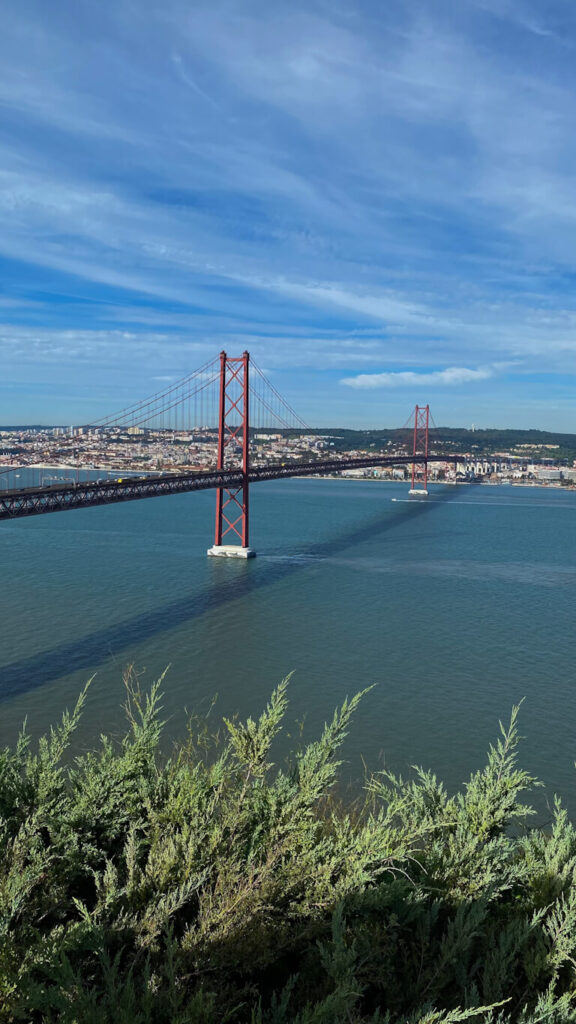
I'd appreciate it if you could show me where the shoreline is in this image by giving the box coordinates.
[1,465,574,492]
[297,474,576,491]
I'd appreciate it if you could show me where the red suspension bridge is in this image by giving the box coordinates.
[0,352,457,556]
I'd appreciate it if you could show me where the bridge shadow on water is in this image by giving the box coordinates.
[0,488,460,701]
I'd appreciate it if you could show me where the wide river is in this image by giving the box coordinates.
[0,478,574,813]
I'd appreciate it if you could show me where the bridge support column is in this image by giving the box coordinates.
[409,404,429,497]
[207,350,256,558]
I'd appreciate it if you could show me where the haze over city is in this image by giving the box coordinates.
[1,0,575,429]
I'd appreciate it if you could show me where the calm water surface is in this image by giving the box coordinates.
[0,479,575,811]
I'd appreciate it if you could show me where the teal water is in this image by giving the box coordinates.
[0,479,575,811]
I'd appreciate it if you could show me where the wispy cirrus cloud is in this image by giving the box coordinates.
[341,366,495,390]
[0,0,576,426]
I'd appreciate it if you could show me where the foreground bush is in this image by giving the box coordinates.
[1,676,576,1022]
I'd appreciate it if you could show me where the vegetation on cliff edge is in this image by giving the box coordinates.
[1,675,576,1023]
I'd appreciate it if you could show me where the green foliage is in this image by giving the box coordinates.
[303,426,576,462]
[1,679,576,1022]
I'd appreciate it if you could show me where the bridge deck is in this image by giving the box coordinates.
[0,454,457,520]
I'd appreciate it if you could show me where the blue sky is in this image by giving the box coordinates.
[1,0,576,429]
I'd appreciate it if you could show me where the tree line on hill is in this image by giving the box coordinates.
[306,427,576,461]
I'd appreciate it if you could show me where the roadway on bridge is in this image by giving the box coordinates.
[0,454,458,521]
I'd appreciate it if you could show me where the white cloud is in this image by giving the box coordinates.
[1,0,576,426]
[341,366,495,389]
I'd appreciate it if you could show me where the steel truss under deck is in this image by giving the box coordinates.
[0,455,459,522]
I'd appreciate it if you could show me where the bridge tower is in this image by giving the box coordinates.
[408,404,429,497]
[207,351,256,558]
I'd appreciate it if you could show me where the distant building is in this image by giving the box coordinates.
[535,468,562,482]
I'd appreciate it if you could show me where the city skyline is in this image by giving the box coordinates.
[1,0,576,429]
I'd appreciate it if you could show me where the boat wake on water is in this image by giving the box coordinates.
[392,497,575,509]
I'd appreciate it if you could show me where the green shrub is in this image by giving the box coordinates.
[1,674,576,1022]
